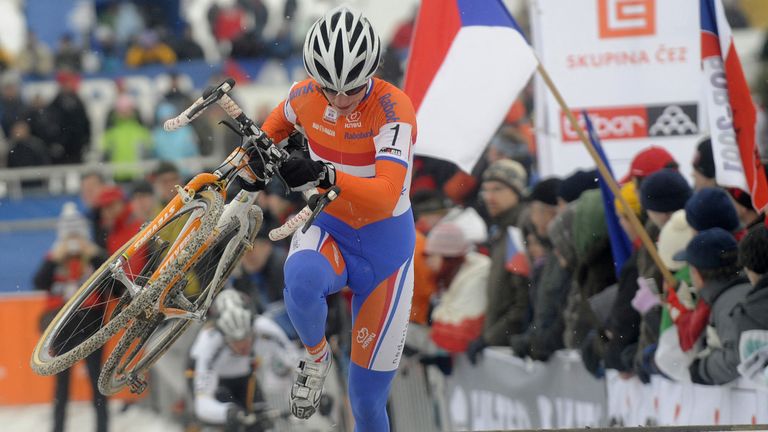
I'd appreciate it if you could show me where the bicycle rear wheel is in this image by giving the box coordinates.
[31,189,224,376]
[98,207,263,395]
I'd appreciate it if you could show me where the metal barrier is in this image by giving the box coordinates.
[388,347,768,431]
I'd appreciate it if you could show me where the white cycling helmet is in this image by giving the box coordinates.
[302,5,381,93]
[213,290,253,341]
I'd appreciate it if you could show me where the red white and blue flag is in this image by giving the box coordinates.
[701,0,768,211]
[403,0,538,173]
[505,226,530,278]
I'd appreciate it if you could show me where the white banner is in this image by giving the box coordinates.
[445,349,607,429]
[606,371,768,427]
[532,0,703,179]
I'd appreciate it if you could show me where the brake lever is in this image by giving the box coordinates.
[218,119,244,137]
[301,186,341,233]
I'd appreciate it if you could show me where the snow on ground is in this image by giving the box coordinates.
[0,399,341,432]
[0,400,183,432]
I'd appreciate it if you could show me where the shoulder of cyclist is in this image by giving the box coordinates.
[190,324,225,362]
[253,315,292,348]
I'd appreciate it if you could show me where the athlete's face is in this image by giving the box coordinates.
[227,335,254,356]
[321,82,367,116]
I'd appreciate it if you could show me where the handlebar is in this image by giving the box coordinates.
[164,78,340,240]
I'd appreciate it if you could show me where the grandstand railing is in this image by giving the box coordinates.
[0,156,224,200]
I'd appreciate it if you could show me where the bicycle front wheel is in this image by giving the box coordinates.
[31,189,224,376]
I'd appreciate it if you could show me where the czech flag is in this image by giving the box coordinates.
[404,0,538,173]
[701,0,768,211]
[505,226,530,278]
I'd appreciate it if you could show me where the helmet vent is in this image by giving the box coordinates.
[346,62,365,86]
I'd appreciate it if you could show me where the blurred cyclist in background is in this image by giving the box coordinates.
[188,290,297,432]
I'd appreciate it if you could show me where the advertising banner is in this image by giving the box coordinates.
[444,349,607,430]
[532,0,702,179]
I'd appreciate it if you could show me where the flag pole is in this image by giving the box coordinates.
[535,62,677,289]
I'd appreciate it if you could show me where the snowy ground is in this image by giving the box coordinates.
[0,401,183,432]
[0,399,340,432]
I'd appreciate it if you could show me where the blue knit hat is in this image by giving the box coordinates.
[673,227,738,270]
[557,169,599,203]
[639,169,692,213]
[685,187,740,232]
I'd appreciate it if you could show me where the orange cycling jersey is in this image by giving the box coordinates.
[262,78,417,229]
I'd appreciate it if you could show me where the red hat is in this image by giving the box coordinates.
[620,146,678,183]
[56,70,81,89]
[95,186,125,208]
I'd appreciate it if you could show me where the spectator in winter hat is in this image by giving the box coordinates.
[412,189,453,234]
[674,228,750,385]
[738,224,768,285]
[56,201,92,243]
[730,225,768,360]
[614,181,643,217]
[692,137,717,191]
[640,168,692,229]
[34,202,108,432]
[557,169,599,211]
[620,146,679,186]
[613,181,644,240]
[725,187,760,228]
[527,177,562,238]
[657,210,695,272]
[511,190,572,362]
[468,159,531,364]
[426,221,472,258]
[481,159,527,201]
[425,221,491,354]
[685,187,741,235]
[601,182,646,374]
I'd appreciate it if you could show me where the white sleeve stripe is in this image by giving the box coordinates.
[284,99,297,124]
[283,81,299,124]
[373,122,412,166]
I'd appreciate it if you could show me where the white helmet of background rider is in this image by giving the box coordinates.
[213,290,253,341]
[302,6,381,93]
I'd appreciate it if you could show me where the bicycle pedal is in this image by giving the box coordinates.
[127,374,148,394]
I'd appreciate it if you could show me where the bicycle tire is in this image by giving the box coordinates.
[31,189,224,376]
[98,206,263,395]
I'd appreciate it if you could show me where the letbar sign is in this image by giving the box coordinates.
[560,104,698,142]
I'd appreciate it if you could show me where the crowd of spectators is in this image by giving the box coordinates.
[0,68,215,179]
[405,133,768,392]
[10,0,303,77]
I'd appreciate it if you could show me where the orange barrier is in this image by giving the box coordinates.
[0,293,143,405]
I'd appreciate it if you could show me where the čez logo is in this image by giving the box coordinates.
[598,0,655,39]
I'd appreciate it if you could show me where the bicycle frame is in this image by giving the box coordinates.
[159,188,261,321]
[118,135,267,317]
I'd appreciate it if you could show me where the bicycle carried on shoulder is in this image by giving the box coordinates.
[30,79,339,395]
